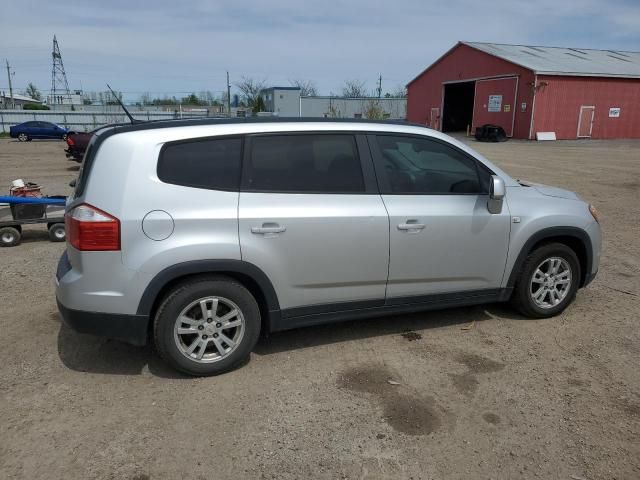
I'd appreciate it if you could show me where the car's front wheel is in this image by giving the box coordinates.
[153,276,261,376]
[17,133,28,142]
[511,243,581,318]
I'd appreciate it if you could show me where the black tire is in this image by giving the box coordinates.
[511,243,581,318]
[0,227,21,247]
[62,134,68,141]
[48,223,66,242]
[17,133,29,142]
[153,276,261,376]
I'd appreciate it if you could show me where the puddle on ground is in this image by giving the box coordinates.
[455,353,505,374]
[338,365,442,436]
[450,372,480,396]
[401,330,423,341]
[482,412,501,425]
[449,353,505,396]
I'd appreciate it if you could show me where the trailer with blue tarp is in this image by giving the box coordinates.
[0,195,67,247]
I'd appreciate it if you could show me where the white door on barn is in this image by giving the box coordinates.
[577,106,595,138]
[430,107,440,130]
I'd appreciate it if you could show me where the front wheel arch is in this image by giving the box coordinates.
[506,228,592,290]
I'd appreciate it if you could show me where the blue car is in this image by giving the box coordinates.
[9,121,69,142]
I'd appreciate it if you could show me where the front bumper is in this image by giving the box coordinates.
[584,269,598,287]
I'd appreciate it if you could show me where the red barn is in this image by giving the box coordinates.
[407,42,640,139]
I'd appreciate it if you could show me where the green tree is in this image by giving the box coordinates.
[363,100,385,119]
[252,95,266,114]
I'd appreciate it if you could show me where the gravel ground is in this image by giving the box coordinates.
[0,136,638,480]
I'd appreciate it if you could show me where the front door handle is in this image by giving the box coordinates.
[251,223,286,234]
[397,221,425,232]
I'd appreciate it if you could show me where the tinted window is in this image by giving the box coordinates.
[375,135,489,194]
[246,134,364,193]
[158,138,242,191]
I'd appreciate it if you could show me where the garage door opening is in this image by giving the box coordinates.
[442,81,475,133]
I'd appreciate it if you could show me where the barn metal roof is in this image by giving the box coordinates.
[464,42,640,78]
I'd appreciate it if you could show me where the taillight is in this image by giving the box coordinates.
[65,204,120,251]
[66,136,75,146]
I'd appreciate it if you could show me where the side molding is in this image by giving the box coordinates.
[136,259,281,316]
[506,226,593,288]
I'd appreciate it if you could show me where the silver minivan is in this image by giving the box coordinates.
[56,119,601,375]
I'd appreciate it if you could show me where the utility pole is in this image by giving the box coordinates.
[226,71,231,117]
[377,74,382,99]
[5,60,14,109]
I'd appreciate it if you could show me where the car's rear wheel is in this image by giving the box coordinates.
[0,227,21,247]
[153,276,261,376]
[511,243,580,318]
[17,133,28,142]
[62,134,67,141]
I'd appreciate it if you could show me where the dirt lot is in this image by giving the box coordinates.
[0,136,638,480]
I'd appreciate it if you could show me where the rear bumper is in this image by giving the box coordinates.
[56,250,150,346]
[57,299,149,346]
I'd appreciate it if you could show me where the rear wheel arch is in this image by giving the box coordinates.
[138,260,280,334]
[507,227,592,289]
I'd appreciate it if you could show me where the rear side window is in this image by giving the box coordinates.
[245,134,364,193]
[158,138,242,191]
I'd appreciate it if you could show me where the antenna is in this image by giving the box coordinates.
[51,35,72,105]
[106,84,139,123]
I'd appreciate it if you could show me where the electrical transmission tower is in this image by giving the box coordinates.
[51,35,71,105]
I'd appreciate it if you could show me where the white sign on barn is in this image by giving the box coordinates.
[488,95,502,112]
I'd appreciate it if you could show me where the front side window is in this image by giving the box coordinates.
[245,134,364,193]
[158,137,242,191]
[375,135,490,194]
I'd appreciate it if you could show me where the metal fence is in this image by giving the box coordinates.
[0,109,211,133]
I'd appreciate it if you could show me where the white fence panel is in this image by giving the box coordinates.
[0,109,211,133]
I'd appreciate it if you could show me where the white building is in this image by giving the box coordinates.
[0,93,42,109]
[260,86,407,119]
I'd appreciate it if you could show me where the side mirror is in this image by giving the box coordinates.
[487,175,505,214]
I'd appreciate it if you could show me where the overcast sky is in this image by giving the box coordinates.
[1,0,639,101]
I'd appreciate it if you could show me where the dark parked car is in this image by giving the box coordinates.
[65,130,95,162]
[9,121,69,142]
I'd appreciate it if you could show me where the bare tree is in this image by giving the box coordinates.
[25,83,41,101]
[342,80,367,98]
[385,85,407,98]
[289,79,318,96]
[235,76,267,109]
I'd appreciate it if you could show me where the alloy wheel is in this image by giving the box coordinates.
[529,257,572,309]
[173,296,245,363]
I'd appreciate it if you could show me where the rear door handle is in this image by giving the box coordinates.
[397,221,425,232]
[251,223,286,234]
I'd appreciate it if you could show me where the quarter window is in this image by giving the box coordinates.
[245,134,365,193]
[158,138,242,190]
[375,135,490,194]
